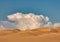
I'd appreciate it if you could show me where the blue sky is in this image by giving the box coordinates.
[0,0,60,23]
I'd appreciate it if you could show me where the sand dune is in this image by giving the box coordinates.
[0,28,60,42]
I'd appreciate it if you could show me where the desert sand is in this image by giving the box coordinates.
[0,28,60,42]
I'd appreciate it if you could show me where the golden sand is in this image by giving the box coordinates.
[0,28,60,42]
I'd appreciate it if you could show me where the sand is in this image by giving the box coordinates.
[0,28,60,42]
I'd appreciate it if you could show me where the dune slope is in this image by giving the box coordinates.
[0,28,60,42]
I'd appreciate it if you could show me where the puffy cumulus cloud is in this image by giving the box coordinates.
[1,12,60,30]
[7,12,53,30]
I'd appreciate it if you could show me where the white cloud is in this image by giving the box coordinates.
[53,23,60,28]
[0,21,16,30]
[1,12,60,30]
[7,12,53,30]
